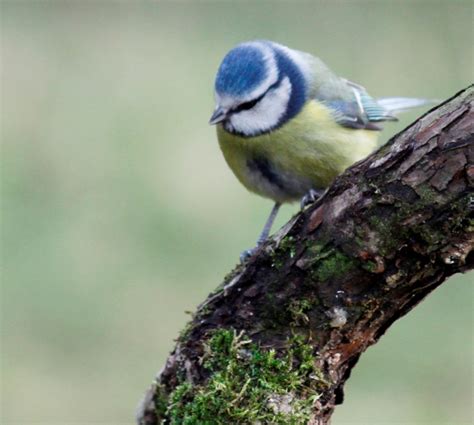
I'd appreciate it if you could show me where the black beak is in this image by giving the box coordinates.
[209,107,227,125]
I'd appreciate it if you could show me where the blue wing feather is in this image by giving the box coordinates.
[329,81,398,129]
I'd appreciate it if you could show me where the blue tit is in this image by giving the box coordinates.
[209,40,431,259]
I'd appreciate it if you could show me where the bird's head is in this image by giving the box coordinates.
[210,41,308,137]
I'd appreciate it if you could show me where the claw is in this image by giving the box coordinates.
[300,189,322,209]
[240,247,257,263]
[240,202,281,263]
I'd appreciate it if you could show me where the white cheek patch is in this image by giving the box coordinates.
[227,77,292,136]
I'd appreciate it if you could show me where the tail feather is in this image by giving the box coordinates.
[377,97,437,115]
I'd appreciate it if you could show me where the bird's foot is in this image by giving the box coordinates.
[240,246,259,263]
[300,189,323,209]
[240,202,281,263]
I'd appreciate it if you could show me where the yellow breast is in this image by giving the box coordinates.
[217,100,379,203]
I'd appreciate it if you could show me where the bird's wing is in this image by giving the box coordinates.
[303,55,398,129]
[330,79,400,130]
[311,73,397,130]
[322,80,435,129]
[301,53,433,130]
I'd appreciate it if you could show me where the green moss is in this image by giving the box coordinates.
[199,304,212,318]
[361,259,378,273]
[448,194,473,232]
[164,329,327,424]
[467,218,474,232]
[178,321,194,342]
[363,179,457,256]
[413,224,442,249]
[271,257,285,270]
[287,298,316,326]
[279,236,296,256]
[271,236,296,269]
[260,293,297,330]
[415,185,441,206]
[153,383,169,420]
[294,240,336,272]
[208,286,224,298]
[312,250,356,281]
[305,240,330,258]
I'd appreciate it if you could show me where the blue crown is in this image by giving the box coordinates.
[215,44,269,97]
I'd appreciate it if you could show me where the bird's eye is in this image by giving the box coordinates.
[234,97,260,112]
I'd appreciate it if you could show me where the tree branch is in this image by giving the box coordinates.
[137,86,473,425]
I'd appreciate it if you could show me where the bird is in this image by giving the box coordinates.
[209,40,431,260]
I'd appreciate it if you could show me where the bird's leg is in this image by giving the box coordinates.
[300,188,323,209]
[256,202,282,245]
[240,202,281,262]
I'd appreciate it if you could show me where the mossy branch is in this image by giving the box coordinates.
[137,86,473,425]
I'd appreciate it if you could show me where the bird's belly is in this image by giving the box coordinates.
[243,156,314,203]
[216,103,379,203]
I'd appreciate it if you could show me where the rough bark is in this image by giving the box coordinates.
[137,86,473,425]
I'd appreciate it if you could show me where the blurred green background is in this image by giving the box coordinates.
[1,1,472,424]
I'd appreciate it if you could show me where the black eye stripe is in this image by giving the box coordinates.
[233,97,261,112]
[232,78,282,113]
